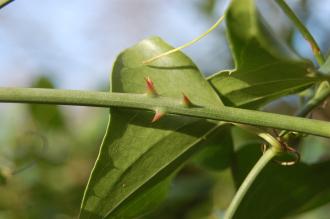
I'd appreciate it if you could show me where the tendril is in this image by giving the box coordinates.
[143,14,225,64]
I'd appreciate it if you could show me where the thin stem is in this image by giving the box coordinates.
[276,0,330,137]
[0,0,15,9]
[280,81,330,137]
[0,88,330,138]
[296,81,330,117]
[224,148,277,219]
[143,15,225,64]
[275,0,325,65]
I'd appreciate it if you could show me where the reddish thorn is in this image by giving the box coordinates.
[309,41,320,54]
[151,109,165,123]
[145,76,158,96]
[182,93,192,107]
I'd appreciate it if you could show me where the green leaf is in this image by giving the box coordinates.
[143,172,215,219]
[28,76,66,130]
[208,0,319,109]
[231,144,330,219]
[80,37,226,219]
[193,126,233,171]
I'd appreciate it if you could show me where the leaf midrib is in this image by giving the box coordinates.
[104,122,224,218]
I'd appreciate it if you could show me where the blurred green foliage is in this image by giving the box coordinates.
[0,75,109,219]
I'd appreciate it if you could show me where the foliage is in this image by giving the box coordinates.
[208,0,318,109]
[0,0,330,219]
[80,37,226,218]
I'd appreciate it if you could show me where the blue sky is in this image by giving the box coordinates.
[0,0,231,90]
[0,0,329,91]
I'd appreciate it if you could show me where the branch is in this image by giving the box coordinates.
[224,148,277,219]
[275,1,330,136]
[0,87,330,138]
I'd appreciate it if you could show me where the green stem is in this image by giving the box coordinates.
[280,81,330,137]
[0,0,15,9]
[276,0,330,137]
[275,0,325,66]
[224,148,277,219]
[0,87,330,138]
[296,81,330,117]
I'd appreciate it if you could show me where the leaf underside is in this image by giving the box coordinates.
[212,0,330,218]
[208,0,318,109]
[79,0,328,218]
[79,37,231,219]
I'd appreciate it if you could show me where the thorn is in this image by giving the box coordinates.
[151,108,165,123]
[145,76,158,96]
[182,92,193,107]
[309,41,320,55]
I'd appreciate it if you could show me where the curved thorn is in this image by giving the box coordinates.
[182,92,193,107]
[151,109,165,123]
[145,77,158,97]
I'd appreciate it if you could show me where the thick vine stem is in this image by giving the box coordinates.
[275,0,325,65]
[279,81,330,138]
[224,148,277,219]
[0,88,330,138]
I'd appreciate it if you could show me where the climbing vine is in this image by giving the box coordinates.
[1,0,330,219]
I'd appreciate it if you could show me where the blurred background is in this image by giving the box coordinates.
[0,0,330,218]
